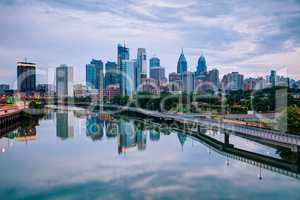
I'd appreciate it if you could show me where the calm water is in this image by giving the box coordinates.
[0,108,300,200]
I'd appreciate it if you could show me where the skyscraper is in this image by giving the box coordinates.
[133,59,141,91]
[56,64,74,97]
[86,59,103,90]
[117,44,129,68]
[149,56,165,81]
[120,60,135,97]
[177,49,187,75]
[118,44,130,91]
[222,72,244,91]
[270,70,277,87]
[17,62,36,92]
[137,48,147,79]
[150,57,160,68]
[104,61,118,88]
[150,67,166,81]
[196,54,207,77]
[182,72,195,93]
[207,69,220,89]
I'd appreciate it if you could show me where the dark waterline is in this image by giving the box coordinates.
[0,109,300,200]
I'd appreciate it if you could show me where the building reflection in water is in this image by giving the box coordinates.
[86,116,104,141]
[177,132,187,151]
[106,122,118,138]
[118,120,147,154]
[56,112,74,140]
[150,130,160,142]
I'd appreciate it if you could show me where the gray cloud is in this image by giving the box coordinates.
[0,0,300,87]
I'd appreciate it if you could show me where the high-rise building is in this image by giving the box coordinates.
[182,72,195,93]
[150,67,166,81]
[117,44,129,68]
[270,70,277,87]
[207,69,220,89]
[17,62,36,92]
[120,60,135,97]
[133,59,141,91]
[177,49,187,75]
[243,78,256,91]
[150,57,160,68]
[92,59,104,90]
[169,72,181,82]
[169,72,182,92]
[86,59,103,90]
[105,61,118,88]
[0,84,9,94]
[118,44,130,90]
[222,72,244,91]
[56,64,74,97]
[196,55,207,77]
[137,48,147,79]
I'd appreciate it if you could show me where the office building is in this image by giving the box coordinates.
[150,67,166,81]
[196,55,207,77]
[104,61,118,88]
[134,59,141,91]
[0,84,9,93]
[222,72,244,91]
[56,64,74,97]
[150,57,160,68]
[137,48,147,79]
[86,59,103,90]
[177,49,187,75]
[182,71,195,93]
[17,62,36,92]
[207,69,220,89]
[120,60,135,97]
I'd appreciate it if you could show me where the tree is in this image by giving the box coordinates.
[277,106,300,134]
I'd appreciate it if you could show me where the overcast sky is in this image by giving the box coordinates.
[1,0,300,88]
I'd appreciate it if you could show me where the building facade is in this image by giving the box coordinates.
[196,55,207,77]
[177,49,187,75]
[104,61,118,88]
[150,57,160,68]
[56,64,74,97]
[137,48,147,79]
[17,62,36,92]
[120,60,135,97]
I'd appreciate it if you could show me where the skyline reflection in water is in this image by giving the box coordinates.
[0,109,300,199]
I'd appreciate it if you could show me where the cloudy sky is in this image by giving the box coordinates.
[1,0,300,87]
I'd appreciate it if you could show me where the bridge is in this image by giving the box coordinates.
[102,105,300,153]
[135,118,300,180]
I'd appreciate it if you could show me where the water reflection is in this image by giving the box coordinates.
[118,119,147,154]
[1,109,300,199]
[86,116,104,141]
[56,112,74,140]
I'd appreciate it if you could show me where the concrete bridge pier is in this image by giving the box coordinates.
[224,132,234,148]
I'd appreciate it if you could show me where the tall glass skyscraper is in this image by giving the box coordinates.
[86,59,103,90]
[196,55,207,77]
[137,48,147,79]
[120,60,135,97]
[17,62,36,92]
[133,59,141,91]
[177,49,187,75]
[150,57,160,68]
[105,61,118,88]
[118,44,129,68]
[118,44,130,92]
[56,64,74,97]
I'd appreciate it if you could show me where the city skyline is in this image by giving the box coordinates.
[0,0,300,87]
